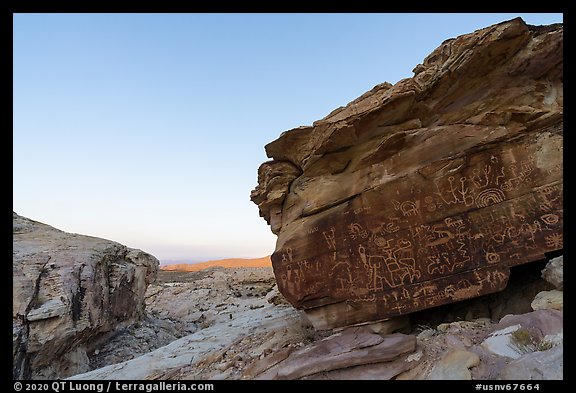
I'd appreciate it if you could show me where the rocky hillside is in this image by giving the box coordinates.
[251,17,563,330]
[69,255,563,380]
[12,213,159,379]
[13,213,562,380]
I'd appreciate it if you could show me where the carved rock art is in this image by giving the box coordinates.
[251,18,563,329]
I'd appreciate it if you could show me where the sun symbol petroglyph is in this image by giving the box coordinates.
[475,188,505,208]
[545,233,563,249]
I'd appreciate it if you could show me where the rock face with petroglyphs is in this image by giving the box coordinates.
[12,213,159,379]
[251,18,563,330]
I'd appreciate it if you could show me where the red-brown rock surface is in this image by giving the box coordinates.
[251,18,563,330]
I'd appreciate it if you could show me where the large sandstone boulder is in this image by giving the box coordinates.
[251,18,563,330]
[13,213,159,379]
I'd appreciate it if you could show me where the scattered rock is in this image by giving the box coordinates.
[531,290,563,311]
[498,345,563,380]
[426,350,480,380]
[68,306,303,380]
[496,309,563,339]
[65,264,563,381]
[265,285,290,305]
[480,324,524,359]
[88,315,179,370]
[541,256,563,290]
[144,267,276,336]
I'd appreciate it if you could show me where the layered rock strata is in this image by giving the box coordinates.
[251,18,563,329]
[13,213,159,379]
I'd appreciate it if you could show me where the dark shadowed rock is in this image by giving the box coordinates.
[251,18,563,330]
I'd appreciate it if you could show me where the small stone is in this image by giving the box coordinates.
[480,324,524,359]
[426,350,480,380]
[531,290,563,311]
[417,329,436,341]
[541,256,563,290]
[498,345,563,380]
[406,351,423,362]
[444,334,466,349]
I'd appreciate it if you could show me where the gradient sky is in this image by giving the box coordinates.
[13,13,563,262]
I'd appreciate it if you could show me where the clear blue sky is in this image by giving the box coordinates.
[13,13,563,262]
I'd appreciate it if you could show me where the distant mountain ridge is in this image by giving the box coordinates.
[161,256,272,272]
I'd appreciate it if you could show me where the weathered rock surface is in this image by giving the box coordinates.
[251,18,563,329]
[531,289,563,311]
[426,350,480,380]
[66,264,562,380]
[541,255,563,289]
[144,267,276,337]
[396,309,563,380]
[69,267,311,380]
[498,344,563,380]
[265,284,291,306]
[253,329,416,380]
[12,213,159,379]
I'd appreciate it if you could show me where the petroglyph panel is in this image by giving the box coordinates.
[271,130,563,317]
[253,20,564,329]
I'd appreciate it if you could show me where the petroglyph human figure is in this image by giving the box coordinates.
[393,239,421,282]
[323,227,337,250]
[358,245,412,289]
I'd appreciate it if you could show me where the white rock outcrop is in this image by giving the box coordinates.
[13,213,159,379]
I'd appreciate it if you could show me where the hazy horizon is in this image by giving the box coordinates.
[158,255,271,266]
[13,13,563,261]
